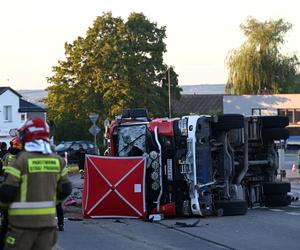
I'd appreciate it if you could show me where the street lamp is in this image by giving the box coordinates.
[161,66,173,118]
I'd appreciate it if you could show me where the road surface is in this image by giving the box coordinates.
[55,172,300,250]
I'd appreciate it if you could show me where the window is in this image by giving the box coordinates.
[287,110,293,123]
[295,110,300,124]
[277,109,300,124]
[3,105,12,122]
[252,108,268,116]
[278,110,285,116]
[252,108,261,116]
[21,113,27,122]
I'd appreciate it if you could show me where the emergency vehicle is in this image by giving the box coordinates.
[105,109,291,217]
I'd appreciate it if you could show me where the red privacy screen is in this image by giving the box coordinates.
[82,155,146,218]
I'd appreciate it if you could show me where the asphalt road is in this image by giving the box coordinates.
[56,198,300,250]
[55,159,300,250]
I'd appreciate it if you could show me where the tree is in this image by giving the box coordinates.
[226,17,300,95]
[46,12,180,143]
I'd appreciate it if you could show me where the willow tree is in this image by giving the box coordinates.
[46,12,181,142]
[226,18,300,95]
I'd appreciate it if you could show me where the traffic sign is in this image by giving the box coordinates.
[89,114,99,123]
[89,125,100,136]
[9,128,18,137]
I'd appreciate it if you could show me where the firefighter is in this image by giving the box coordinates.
[3,137,23,166]
[76,147,86,179]
[0,117,72,250]
[0,137,23,249]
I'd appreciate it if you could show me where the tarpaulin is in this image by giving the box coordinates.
[82,155,146,218]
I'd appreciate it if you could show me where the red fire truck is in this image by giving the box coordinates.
[105,108,291,217]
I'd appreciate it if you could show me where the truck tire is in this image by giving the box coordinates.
[262,128,289,140]
[263,182,291,195]
[212,114,244,131]
[264,194,291,207]
[214,200,248,216]
[260,116,289,128]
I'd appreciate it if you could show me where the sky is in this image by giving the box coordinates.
[0,0,300,90]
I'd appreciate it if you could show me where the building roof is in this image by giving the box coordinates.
[172,94,224,115]
[17,90,47,108]
[0,87,22,97]
[180,84,225,95]
[19,98,46,112]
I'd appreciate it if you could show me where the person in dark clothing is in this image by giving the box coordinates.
[77,147,86,179]
[50,144,66,232]
[0,137,22,250]
[56,203,64,231]
[0,142,7,177]
[0,142,8,160]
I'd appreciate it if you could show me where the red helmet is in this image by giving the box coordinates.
[18,117,50,143]
[10,137,23,150]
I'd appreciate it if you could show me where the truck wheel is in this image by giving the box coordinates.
[214,200,248,216]
[264,194,291,207]
[212,114,244,131]
[263,182,291,195]
[262,128,289,140]
[260,116,289,128]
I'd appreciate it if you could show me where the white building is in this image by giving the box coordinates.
[0,87,46,144]
[223,94,300,135]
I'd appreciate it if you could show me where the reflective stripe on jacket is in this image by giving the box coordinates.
[2,151,70,228]
[9,201,56,216]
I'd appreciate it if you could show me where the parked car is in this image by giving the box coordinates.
[286,135,300,151]
[55,141,97,164]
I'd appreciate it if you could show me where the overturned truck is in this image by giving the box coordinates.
[106,109,291,217]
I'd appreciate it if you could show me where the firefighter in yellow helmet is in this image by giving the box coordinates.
[0,117,72,250]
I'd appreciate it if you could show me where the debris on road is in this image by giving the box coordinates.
[175,219,201,228]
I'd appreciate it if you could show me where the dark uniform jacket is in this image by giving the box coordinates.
[0,151,72,228]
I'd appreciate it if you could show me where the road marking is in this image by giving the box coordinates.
[286,212,300,216]
[269,209,284,212]
[288,205,300,208]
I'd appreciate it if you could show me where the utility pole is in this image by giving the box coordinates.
[168,67,172,118]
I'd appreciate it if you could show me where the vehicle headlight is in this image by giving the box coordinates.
[151,161,159,170]
[151,171,159,180]
[151,182,160,191]
[149,151,158,160]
